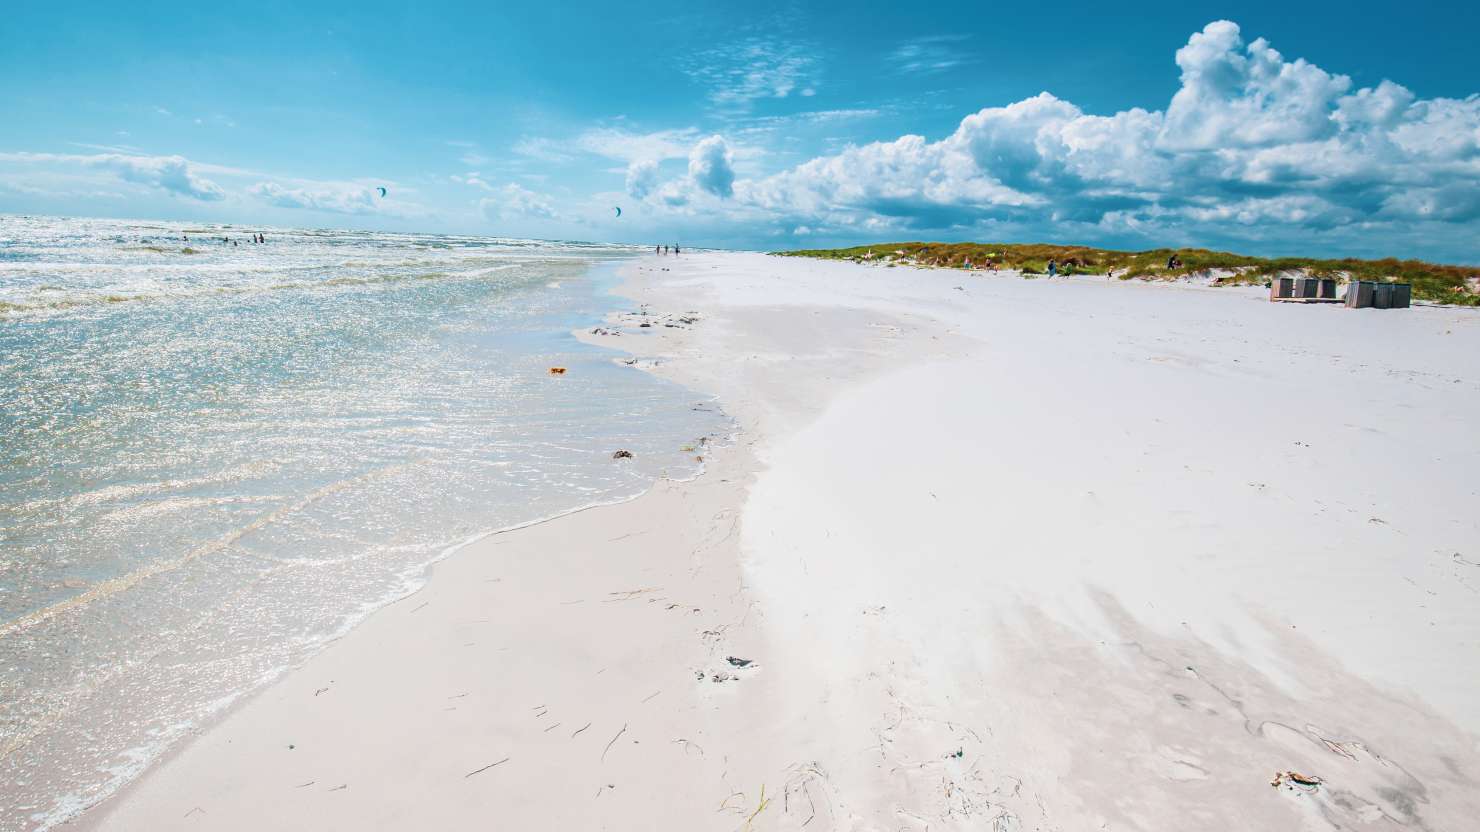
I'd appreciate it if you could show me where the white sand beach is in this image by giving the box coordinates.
[84,252,1480,830]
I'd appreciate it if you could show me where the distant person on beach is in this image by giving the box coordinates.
[655,245,660,255]
[674,245,680,255]
[1047,259,1058,278]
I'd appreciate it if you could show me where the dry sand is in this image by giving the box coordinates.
[84,252,1480,830]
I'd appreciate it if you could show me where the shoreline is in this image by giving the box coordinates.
[74,253,952,831]
[82,252,1480,830]
[8,254,716,832]
[73,259,784,831]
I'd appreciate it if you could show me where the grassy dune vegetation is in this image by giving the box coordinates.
[777,243,1480,305]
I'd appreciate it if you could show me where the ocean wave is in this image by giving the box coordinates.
[0,262,535,316]
[4,462,283,517]
[0,459,418,640]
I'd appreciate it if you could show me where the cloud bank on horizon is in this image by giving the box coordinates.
[629,21,1480,259]
[1,19,1477,262]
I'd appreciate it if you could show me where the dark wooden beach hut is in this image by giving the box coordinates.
[1345,280,1411,309]
[1345,281,1374,308]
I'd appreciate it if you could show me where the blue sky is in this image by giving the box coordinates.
[2,1,1477,261]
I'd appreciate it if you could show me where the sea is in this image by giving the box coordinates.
[0,215,727,829]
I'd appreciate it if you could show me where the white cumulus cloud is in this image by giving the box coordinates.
[625,159,660,199]
[0,152,226,201]
[249,182,384,214]
[687,135,735,198]
[693,20,1480,251]
[101,154,226,201]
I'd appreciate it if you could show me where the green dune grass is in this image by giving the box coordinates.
[776,242,1480,306]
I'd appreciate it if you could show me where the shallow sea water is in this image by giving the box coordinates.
[0,216,727,828]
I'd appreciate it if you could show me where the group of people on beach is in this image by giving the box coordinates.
[178,232,267,246]
[654,244,681,255]
[961,256,1002,273]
